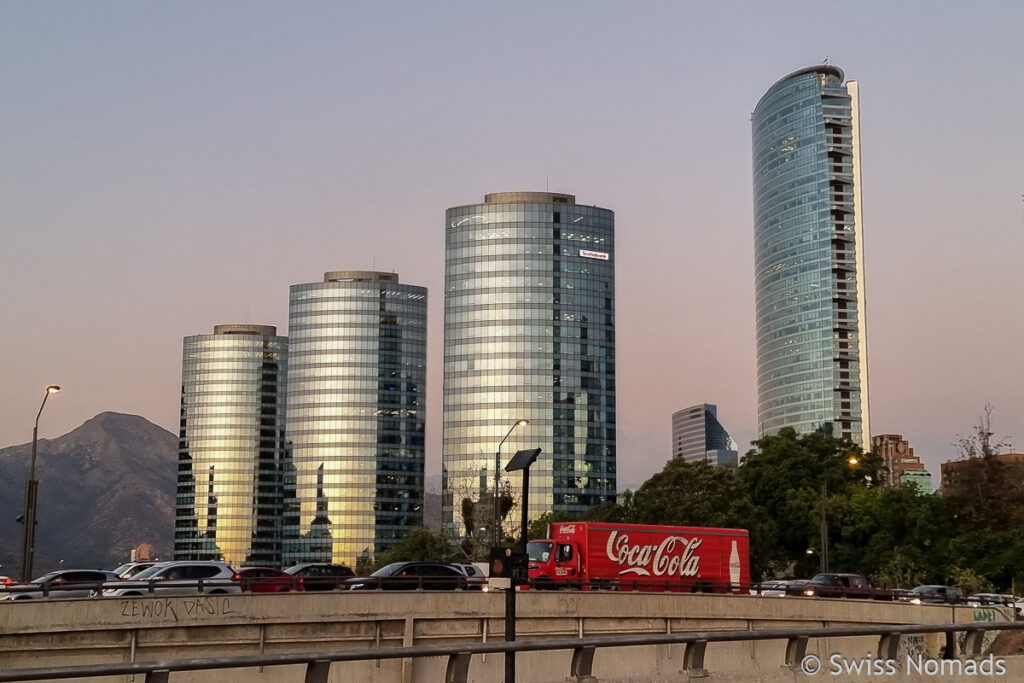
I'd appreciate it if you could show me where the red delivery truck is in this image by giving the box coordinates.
[527,522,749,592]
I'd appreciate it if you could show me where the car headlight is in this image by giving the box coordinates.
[910,597,921,605]
[803,589,815,597]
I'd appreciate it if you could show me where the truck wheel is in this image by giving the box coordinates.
[691,581,713,594]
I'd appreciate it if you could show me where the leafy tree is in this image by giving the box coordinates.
[739,427,879,575]
[828,485,952,586]
[373,527,455,570]
[947,566,994,595]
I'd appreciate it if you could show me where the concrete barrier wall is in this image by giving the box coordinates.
[0,592,1015,682]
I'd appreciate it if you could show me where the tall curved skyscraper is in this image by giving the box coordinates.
[175,324,287,566]
[284,271,426,567]
[442,192,617,540]
[752,65,870,445]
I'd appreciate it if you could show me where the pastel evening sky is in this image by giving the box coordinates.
[2,1,1021,487]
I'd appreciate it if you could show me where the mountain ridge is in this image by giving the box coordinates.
[0,412,176,574]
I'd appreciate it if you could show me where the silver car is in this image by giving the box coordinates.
[4,569,121,600]
[101,561,240,597]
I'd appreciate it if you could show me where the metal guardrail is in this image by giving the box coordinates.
[0,621,1021,682]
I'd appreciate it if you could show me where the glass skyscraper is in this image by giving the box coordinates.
[284,271,426,567]
[175,324,287,566]
[670,403,738,466]
[443,192,617,540]
[752,65,870,445]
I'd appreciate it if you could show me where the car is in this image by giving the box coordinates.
[282,563,355,591]
[111,562,157,579]
[756,580,804,597]
[455,563,489,591]
[4,569,121,600]
[965,593,1015,607]
[892,588,917,602]
[792,573,894,600]
[101,561,241,597]
[1014,597,1024,618]
[236,567,303,593]
[908,585,963,605]
[345,562,472,591]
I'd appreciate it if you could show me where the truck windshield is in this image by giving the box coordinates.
[527,541,553,563]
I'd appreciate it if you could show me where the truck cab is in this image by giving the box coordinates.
[527,539,580,585]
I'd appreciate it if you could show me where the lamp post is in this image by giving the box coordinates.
[492,419,528,546]
[20,385,61,583]
[818,454,861,574]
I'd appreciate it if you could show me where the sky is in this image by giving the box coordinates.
[2,1,1022,489]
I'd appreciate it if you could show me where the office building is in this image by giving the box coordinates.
[752,64,871,445]
[671,403,739,466]
[443,192,617,539]
[284,271,426,567]
[872,433,930,489]
[175,324,287,566]
[941,452,1024,491]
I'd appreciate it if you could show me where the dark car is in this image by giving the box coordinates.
[283,563,355,591]
[908,585,963,605]
[237,567,304,593]
[346,562,472,591]
[792,573,894,600]
[4,569,122,600]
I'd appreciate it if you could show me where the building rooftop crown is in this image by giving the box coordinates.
[323,271,399,284]
[213,324,277,336]
[484,191,576,205]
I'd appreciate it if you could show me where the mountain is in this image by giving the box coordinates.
[0,412,176,575]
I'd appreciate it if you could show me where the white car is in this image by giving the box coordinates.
[101,561,240,597]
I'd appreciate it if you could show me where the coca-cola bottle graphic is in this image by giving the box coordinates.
[728,540,741,589]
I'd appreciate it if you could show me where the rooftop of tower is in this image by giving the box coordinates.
[323,271,399,283]
[484,191,576,205]
[754,64,846,112]
[213,324,277,336]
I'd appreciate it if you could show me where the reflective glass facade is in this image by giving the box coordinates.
[175,324,287,566]
[284,271,426,566]
[752,65,870,445]
[443,192,617,538]
[671,403,738,465]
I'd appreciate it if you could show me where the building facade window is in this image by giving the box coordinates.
[442,192,617,539]
[752,65,870,445]
[175,324,287,567]
[284,271,427,567]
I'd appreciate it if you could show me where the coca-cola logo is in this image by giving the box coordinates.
[558,524,577,534]
[605,530,702,577]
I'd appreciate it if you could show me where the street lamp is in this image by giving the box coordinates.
[817,453,863,574]
[493,419,528,545]
[19,385,60,582]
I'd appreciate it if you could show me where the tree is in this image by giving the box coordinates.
[372,527,455,570]
[945,405,1023,531]
[953,404,1013,460]
[739,427,880,575]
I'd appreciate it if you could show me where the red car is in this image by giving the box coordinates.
[236,567,303,593]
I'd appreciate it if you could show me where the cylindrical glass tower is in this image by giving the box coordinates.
[443,192,617,541]
[752,65,870,445]
[175,324,287,566]
[284,271,427,567]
